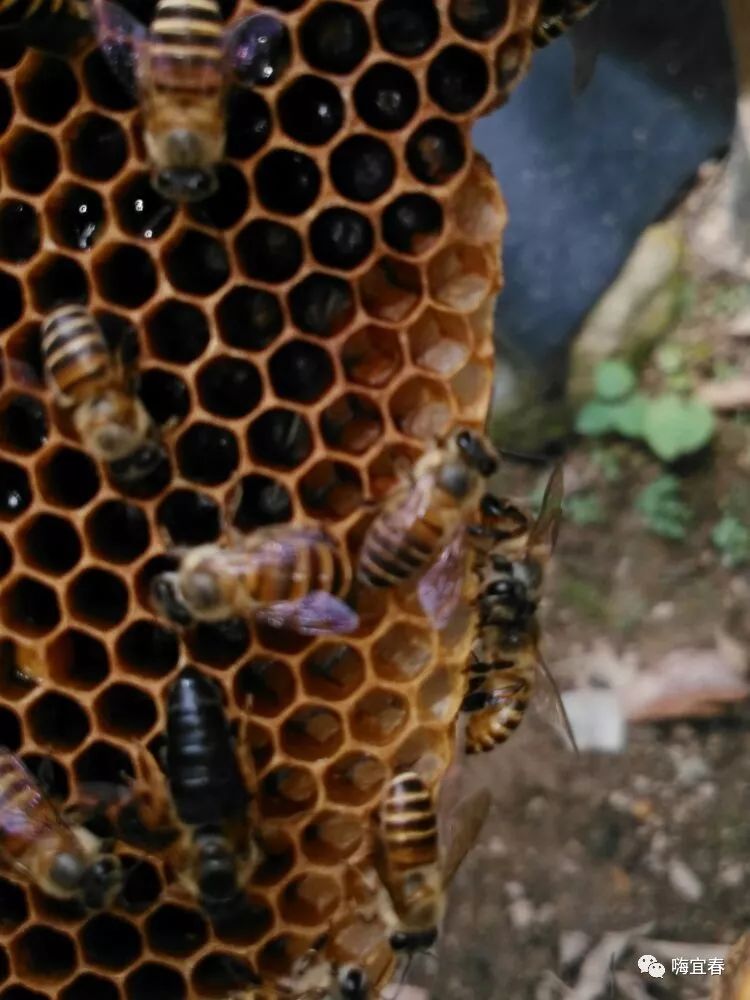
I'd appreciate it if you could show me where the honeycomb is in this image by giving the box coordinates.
[0,0,544,995]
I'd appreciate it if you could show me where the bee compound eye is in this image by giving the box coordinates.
[50,851,86,891]
[150,574,194,627]
[154,167,217,202]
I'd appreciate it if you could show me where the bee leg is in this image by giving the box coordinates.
[129,746,175,832]
[223,483,246,544]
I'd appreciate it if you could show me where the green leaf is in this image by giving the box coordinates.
[635,475,692,541]
[575,400,618,436]
[711,515,750,567]
[641,394,715,461]
[611,393,647,439]
[594,360,637,401]
[655,344,684,375]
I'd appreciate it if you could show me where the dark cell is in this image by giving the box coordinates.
[0,705,20,752]
[217,286,284,351]
[406,118,466,184]
[39,447,99,508]
[231,474,292,530]
[330,135,395,203]
[48,183,105,251]
[21,513,81,575]
[278,75,344,146]
[146,905,208,958]
[255,149,321,216]
[0,459,31,519]
[117,620,180,679]
[449,0,509,40]
[80,913,142,971]
[158,489,220,546]
[3,128,59,194]
[301,2,369,74]
[75,741,134,787]
[0,36,23,69]
[96,683,157,738]
[187,164,250,230]
[247,408,313,468]
[0,200,39,261]
[0,534,11,578]
[235,657,295,717]
[375,0,439,56]
[1,576,60,636]
[95,244,157,308]
[62,975,120,1000]
[288,273,354,336]
[192,954,258,996]
[88,500,149,563]
[354,61,419,131]
[139,368,191,426]
[165,229,229,295]
[234,15,290,86]
[147,299,210,363]
[382,192,443,253]
[269,340,334,403]
[320,392,383,453]
[67,113,127,181]
[235,220,303,283]
[115,173,176,240]
[187,619,250,668]
[0,875,27,928]
[18,54,78,124]
[83,49,138,111]
[27,692,89,751]
[0,79,12,137]
[118,858,162,913]
[0,394,47,453]
[309,207,374,270]
[226,88,271,159]
[0,270,22,330]
[197,356,262,418]
[299,460,362,519]
[47,629,110,689]
[11,925,76,982]
[177,422,239,485]
[29,254,88,312]
[428,45,489,113]
[69,568,129,629]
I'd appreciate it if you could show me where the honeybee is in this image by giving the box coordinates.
[152,525,359,635]
[371,770,490,955]
[41,304,164,483]
[92,0,286,201]
[532,0,600,46]
[357,429,498,628]
[0,747,123,909]
[462,466,577,754]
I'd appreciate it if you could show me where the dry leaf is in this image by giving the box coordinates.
[697,377,750,411]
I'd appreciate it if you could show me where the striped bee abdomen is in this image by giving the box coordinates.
[41,305,112,407]
[248,530,346,604]
[359,509,442,588]
[380,772,438,869]
[149,0,224,90]
[0,750,49,861]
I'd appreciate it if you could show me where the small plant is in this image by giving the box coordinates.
[564,491,606,527]
[635,474,692,540]
[711,514,750,568]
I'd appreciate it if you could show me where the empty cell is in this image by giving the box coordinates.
[495,34,530,92]
[2,127,58,194]
[115,172,176,240]
[235,657,296,717]
[83,49,138,111]
[0,705,21,751]
[330,135,395,204]
[28,254,88,312]
[288,272,354,337]
[27,691,89,750]
[75,740,134,787]
[11,925,76,983]
[408,308,471,375]
[17,52,78,124]
[118,857,162,913]
[0,948,8,984]
[269,340,334,403]
[428,44,489,114]
[81,913,142,971]
[197,355,262,419]
[376,0,439,56]
[177,422,239,485]
[0,200,39,262]
[255,149,321,216]
[0,393,47,453]
[158,489,220,546]
[65,113,127,181]
[188,163,249,229]
[61,974,120,1000]
[146,299,210,363]
[216,285,283,352]
[359,257,422,323]
[450,0,508,39]
[383,192,443,255]
[299,459,362,519]
[95,683,157,738]
[252,829,295,887]
[146,905,208,958]
[0,35,23,67]
[0,534,11,578]
[280,873,340,926]
[191,953,258,997]
[164,230,229,296]
[309,207,373,271]
[354,61,418,132]
[282,704,344,761]
[0,876,28,930]
[341,324,403,387]
[247,408,313,469]
[0,988,47,1000]
[116,620,178,679]
[324,751,386,806]
[0,270,23,330]
[47,629,110,689]
[1,576,60,637]
[428,243,492,311]
[320,392,383,455]
[451,359,492,418]
[300,2,369,74]
[389,374,453,439]
[260,765,318,818]
[0,79,11,135]
[213,897,273,947]
[230,473,292,529]
[225,88,271,159]
[19,512,81,575]
[46,183,106,252]
[406,118,466,185]
[186,618,250,668]
[139,367,190,427]
[351,687,409,744]
[373,621,434,681]
[36,447,99,508]
[301,643,364,701]
[68,567,129,629]
[95,243,157,308]
[235,219,303,284]
[0,459,31,519]
[87,501,148,565]
[278,75,343,146]
[301,810,362,864]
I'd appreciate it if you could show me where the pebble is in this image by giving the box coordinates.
[718,862,745,887]
[486,835,508,857]
[505,880,525,900]
[559,929,592,969]
[668,858,705,901]
[670,751,711,787]
[508,897,535,931]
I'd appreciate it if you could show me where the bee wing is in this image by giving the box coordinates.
[91,0,147,97]
[256,592,359,636]
[440,787,491,888]
[527,464,564,562]
[417,530,468,629]
[224,11,285,85]
[532,650,578,753]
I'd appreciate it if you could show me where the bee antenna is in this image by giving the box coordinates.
[495,446,550,465]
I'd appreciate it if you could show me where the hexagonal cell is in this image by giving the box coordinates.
[418,667,458,722]
[0,987,47,1000]
[0,534,11,579]
[330,135,396,204]
[235,219,303,284]
[389,374,453,439]
[35,447,100,509]
[0,78,12,135]
[299,459,363,520]
[117,619,179,679]
[45,182,106,252]
[428,243,493,312]
[495,33,532,95]
[251,828,295,887]
[0,637,42,701]
[260,764,318,818]
[320,392,383,455]
[61,974,120,1000]
[114,171,176,241]
[234,657,296,718]
[191,953,258,998]
[383,192,443,256]
[95,682,157,738]
[146,298,210,364]
[213,897,274,948]
[255,149,321,216]
[453,166,507,243]
[188,163,250,230]
[288,272,355,337]
[83,47,138,111]
[47,629,110,690]
[301,2,369,73]
[449,0,509,40]
[0,951,8,985]
[406,117,466,185]
[391,726,449,783]
[27,252,88,312]
[428,44,489,114]
[146,904,208,958]
[280,872,340,926]
[281,704,343,761]
[75,739,134,787]
[310,207,374,271]
[68,567,129,629]
[158,489,220,546]
[86,500,150,564]
[0,269,23,331]
[247,408,313,470]
[341,324,403,388]
[225,87,271,159]
[2,126,59,194]
[0,705,21,751]
[375,0,439,56]
[354,61,418,132]
[216,285,284,352]
[27,691,90,750]
[0,199,39,262]
[359,256,423,323]
[246,720,275,773]
[16,51,77,124]
[64,112,127,181]
[186,618,250,669]
[94,243,157,308]
[451,359,493,420]
[350,687,410,744]
[11,924,77,984]
[324,751,386,806]
[80,913,142,971]
[0,576,60,637]
[277,74,344,147]
[0,393,47,454]
[301,810,363,864]
[118,856,163,914]
[301,643,364,702]
[163,229,229,296]
[137,367,192,428]
[18,512,81,575]
[408,308,471,376]
[0,875,28,931]
[176,421,239,486]
[197,355,262,419]
[373,621,435,681]
[230,473,292,530]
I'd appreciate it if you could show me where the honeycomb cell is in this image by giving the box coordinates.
[0,534,11,578]
[351,687,410,745]
[0,987,47,1000]
[235,219,303,284]
[0,951,6,985]
[428,45,489,114]
[383,192,443,255]
[390,374,453,438]
[118,857,163,914]
[68,567,129,629]
[300,2,369,74]
[429,243,493,311]
[255,149,321,216]
[214,898,274,948]
[452,358,492,418]
[28,253,89,313]
[359,256,423,322]
[0,637,42,702]
[406,118,466,185]
[495,33,531,93]
[301,810,362,864]
[146,905,208,958]
[235,656,296,717]
[0,270,23,330]
[11,925,77,983]
[418,666,457,721]
[341,324,403,387]
[299,459,362,519]
[94,243,157,308]
[0,393,47,454]
[246,720,275,772]
[0,876,28,931]
[114,172,176,241]
[450,0,509,40]
[270,340,334,404]
[288,272,355,337]
[408,308,471,375]
[95,682,157,738]
[376,0,439,56]
[46,182,106,252]
[331,136,396,206]
[373,621,434,681]
[0,199,40,261]
[27,690,89,751]
[324,751,386,805]
[320,392,383,455]
[231,473,292,529]
[280,873,340,926]
[197,355,262,419]
[188,163,250,230]
[139,367,191,429]
[310,207,374,271]
[158,489,220,546]
[0,705,21,751]
[164,229,229,296]
[83,49,138,112]
[392,725,449,781]
[147,298,210,364]
[75,740,134,788]
[0,79,12,135]
[87,500,150,564]
[354,61,419,132]
[18,512,81,575]
[80,914,142,972]
[216,285,284,352]
[302,643,365,701]
[191,953,258,998]
[252,829,296,887]
[186,618,250,669]
[278,75,344,146]
[47,629,110,690]
[35,447,100,509]
[117,620,179,680]
[176,421,239,485]
[225,88,271,159]
[0,36,23,69]
[247,408,313,469]
[65,113,127,181]
[1,576,60,637]
[260,764,318,818]
[61,974,120,1000]
[281,704,344,761]
[17,52,78,126]
[2,126,59,194]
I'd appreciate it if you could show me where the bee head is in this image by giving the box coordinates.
[196,834,241,914]
[108,439,167,485]
[152,130,218,202]
[455,430,498,478]
[389,928,438,952]
[75,395,145,463]
[79,854,123,910]
[337,964,370,1000]
[150,572,194,627]
[48,851,87,895]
